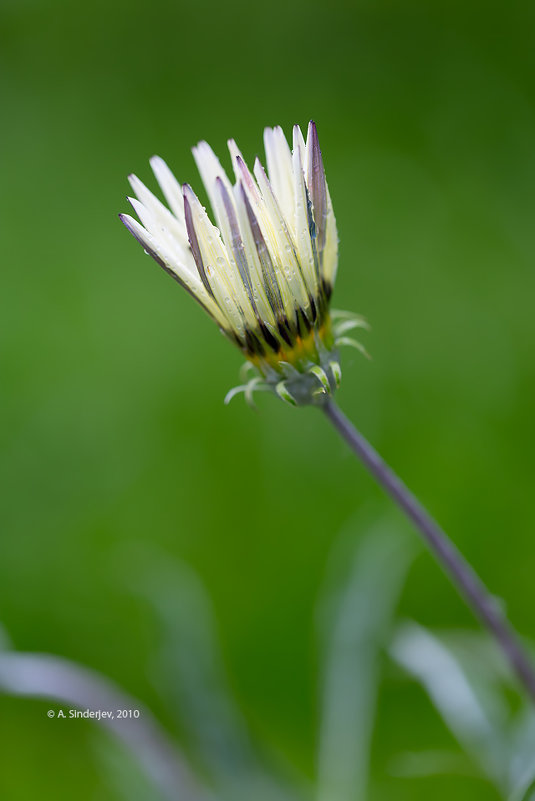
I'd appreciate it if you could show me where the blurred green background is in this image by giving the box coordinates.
[2,0,535,798]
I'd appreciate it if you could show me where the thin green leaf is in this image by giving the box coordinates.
[390,622,510,791]
[389,749,480,778]
[127,548,304,801]
[93,732,176,801]
[508,706,535,801]
[0,650,205,801]
[316,518,416,801]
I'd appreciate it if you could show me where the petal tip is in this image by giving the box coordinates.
[119,213,139,237]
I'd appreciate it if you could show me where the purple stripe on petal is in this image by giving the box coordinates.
[182,186,214,297]
[307,121,328,258]
[239,183,285,318]
[216,178,241,252]
[235,155,259,199]
[216,177,257,311]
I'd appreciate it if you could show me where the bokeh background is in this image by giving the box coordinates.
[2,0,535,798]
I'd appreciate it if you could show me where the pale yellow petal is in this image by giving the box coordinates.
[183,185,256,337]
[263,126,295,235]
[292,127,318,297]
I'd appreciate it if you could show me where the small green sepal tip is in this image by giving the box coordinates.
[275,381,298,406]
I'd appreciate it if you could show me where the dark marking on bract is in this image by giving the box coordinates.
[308,296,318,324]
[277,318,294,348]
[296,307,311,338]
[259,322,280,353]
[245,328,266,358]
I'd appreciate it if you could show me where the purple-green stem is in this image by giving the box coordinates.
[323,398,535,702]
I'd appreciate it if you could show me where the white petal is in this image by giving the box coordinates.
[128,196,196,277]
[263,126,295,235]
[322,183,338,286]
[227,139,247,181]
[235,176,290,324]
[304,121,338,284]
[231,182,277,329]
[128,173,189,251]
[293,124,306,157]
[191,141,235,245]
[120,212,225,326]
[183,185,256,337]
[243,165,300,322]
[292,127,318,297]
[253,159,311,319]
[228,139,267,211]
[149,156,185,223]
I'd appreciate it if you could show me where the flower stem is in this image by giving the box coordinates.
[322,397,535,702]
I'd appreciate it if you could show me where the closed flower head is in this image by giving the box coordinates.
[120,121,367,406]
